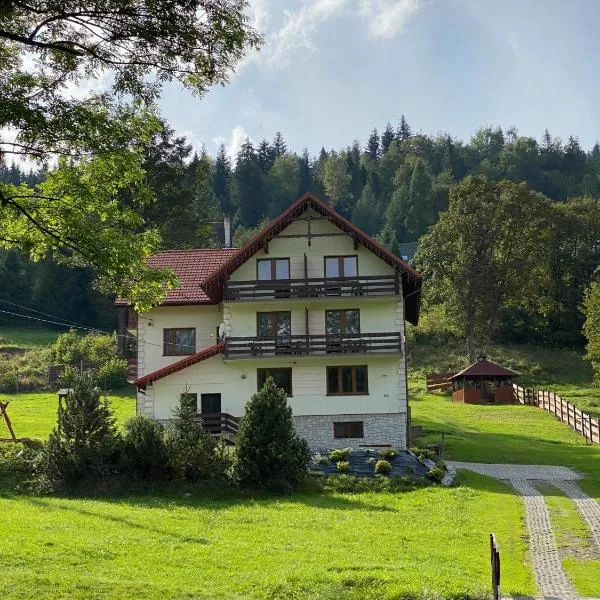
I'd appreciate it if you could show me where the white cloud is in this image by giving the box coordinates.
[243,0,421,69]
[214,125,249,164]
[358,0,421,39]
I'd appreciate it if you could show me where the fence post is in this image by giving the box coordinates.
[490,533,500,600]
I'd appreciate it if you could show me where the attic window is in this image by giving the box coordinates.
[257,258,290,280]
[325,256,358,278]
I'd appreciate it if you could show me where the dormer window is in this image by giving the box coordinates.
[257,258,290,280]
[325,255,358,278]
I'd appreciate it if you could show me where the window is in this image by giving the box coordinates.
[257,258,290,280]
[325,309,360,335]
[257,368,292,396]
[326,366,368,395]
[257,312,291,339]
[180,392,198,412]
[334,421,364,439]
[164,328,196,356]
[324,255,358,278]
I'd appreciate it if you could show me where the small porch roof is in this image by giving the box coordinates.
[451,356,517,380]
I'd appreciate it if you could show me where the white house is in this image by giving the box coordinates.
[117,193,422,449]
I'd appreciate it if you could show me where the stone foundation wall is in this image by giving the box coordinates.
[293,413,406,450]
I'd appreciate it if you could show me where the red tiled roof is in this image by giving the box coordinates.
[451,358,517,379]
[201,193,423,325]
[115,248,237,306]
[134,343,224,389]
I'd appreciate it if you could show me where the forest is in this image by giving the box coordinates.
[2,117,600,354]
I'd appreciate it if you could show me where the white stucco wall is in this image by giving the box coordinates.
[137,305,220,376]
[139,353,405,420]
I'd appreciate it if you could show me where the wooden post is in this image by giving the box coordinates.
[490,533,501,600]
[0,401,18,442]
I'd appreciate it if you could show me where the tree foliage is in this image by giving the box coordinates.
[415,176,554,360]
[234,377,310,491]
[583,277,600,383]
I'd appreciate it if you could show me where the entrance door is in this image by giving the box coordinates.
[201,393,222,414]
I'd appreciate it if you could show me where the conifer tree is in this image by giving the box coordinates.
[298,148,312,195]
[213,144,233,215]
[233,139,265,227]
[272,132,287,158]
[396,115,412,142]
[352,181,378,234]
[381,123,395,153]
[257,139,274,172]
[366,128,380,160]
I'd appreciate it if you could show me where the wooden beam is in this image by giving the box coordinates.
[277,233,349,239]
[353,235,359,250]
[264,238,269,254]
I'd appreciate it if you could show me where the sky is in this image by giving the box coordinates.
[158,0,600,161]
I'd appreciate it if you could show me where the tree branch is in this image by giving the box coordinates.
[0,29,84,56]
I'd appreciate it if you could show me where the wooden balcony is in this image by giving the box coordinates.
[224,275,400,302]
[201,412,239,441]
[224,332,402,359]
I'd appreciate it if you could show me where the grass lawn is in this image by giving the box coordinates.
[0,327,61,349]
[410,386,600,481]
[0,392,135,440]
[0,471,535,600]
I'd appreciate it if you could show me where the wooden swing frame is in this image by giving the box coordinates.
[0,401,21,442]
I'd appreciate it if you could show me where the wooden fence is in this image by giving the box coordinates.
[426,372,455,393]
[513,384,600,444]
[490,533,501,600]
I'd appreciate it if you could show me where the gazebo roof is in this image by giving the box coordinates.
[451,356,517,380]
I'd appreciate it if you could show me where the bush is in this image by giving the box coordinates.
[120,415,170,479]
[165,393,216,481]
[97,357,128,389]
[374,459,392,475]
[233,377,310,491]
[335,460,350,472]
[313,452,329,465]
[427,463,448,484]
[0,441,43,488]
[410,447,438,462]
[329,448,351,462]
[378,448,399,460]
[40,372,119,486]
[50,330,127,389]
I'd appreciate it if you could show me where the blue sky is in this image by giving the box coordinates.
[159,0,600,160]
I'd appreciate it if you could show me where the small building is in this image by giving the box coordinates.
[451,355,516,404]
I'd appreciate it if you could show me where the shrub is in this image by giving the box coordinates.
[374,459,392,475]
[0,441,43,488]
[427,463,448,484]
[120,415,170,479]
[378,448,399,460]
[313,453,329,465]
[40,372,119,485]
[233,377,310,490]
[410,447,438,462]
[97,357,128,389]
[335,460,350,472]
[165,393,216,481]
[329,448,351,462]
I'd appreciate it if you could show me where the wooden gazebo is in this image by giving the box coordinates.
[451,355,517,404]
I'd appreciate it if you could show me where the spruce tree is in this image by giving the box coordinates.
[43,372,118,484]
[213,144,233,216]
[233,377,310,490]
[233,139,265,227]
[396,115,412,142]
[366,128,380,160]
[406,158,433,239]
[298,148,312,195]
[257,139,274,172]
[272,132,287,158]
[352,181,378,235]
[381,123,395,153]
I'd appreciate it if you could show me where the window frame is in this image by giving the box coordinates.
[256,311,292,338]
[326,365,369,395]
[325,309,361,335]
[257,367,293,397]
[256,258,291,281]
[333,421,364,439]
[324,255,359,279]
[163,327,196,356]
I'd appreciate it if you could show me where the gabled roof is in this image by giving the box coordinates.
[451,357,517,379]
[201,193,423,325]
[115,249,237,306]
[134,343,224,389]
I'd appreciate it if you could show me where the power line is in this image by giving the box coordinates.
[0,298,91,330]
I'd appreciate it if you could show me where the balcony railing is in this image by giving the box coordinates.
[224,275,399,301]
[224,332,402,359]
[200,413,239,438]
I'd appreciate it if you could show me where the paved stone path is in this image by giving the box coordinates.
[448,462,600,600]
